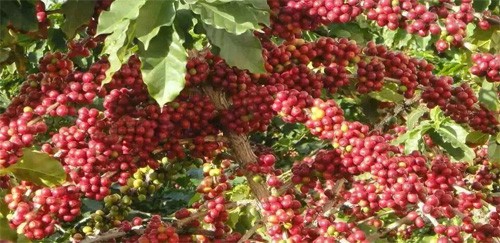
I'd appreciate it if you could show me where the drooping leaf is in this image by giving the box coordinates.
[6,149,66,187]
[204,24,265,73]
[478,80,499,112]
[96,0,146,35]
[368,83,404,103]
[139,27,187,107]
[434,127,475,162]
[488,140,500,164]
[466,131,490,146]
[60,0,96,38]
[135,0,177,49]
[100,20,131,85]
[406,106,428,130]
[0,1,37,32]
[193,1,269,35]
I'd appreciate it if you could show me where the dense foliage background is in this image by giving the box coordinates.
[0,0,499,242]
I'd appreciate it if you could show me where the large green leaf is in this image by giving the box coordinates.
[406,106,428,130]
[440,123,468,142]
[192,1,269,35]
[0,217,17,241]
[173,10,196,49]
[204,24,265,73]
[60,0,96,38]
[0,0,37,32]
[135,0,177,49]
[478,80,499,112]
[433,127,475,162]
[391,121,432,154]
[6,149,66,187]
[488,139,500,164]
[473,0,492,11]
[100,20,132,85]
[368,83,404,103]
[96,0,146,35]
[139,27,187,107]
[201,0,270,10]
[466,131,490,146]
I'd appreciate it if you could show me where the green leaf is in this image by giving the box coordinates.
[100,20,131,85]
[135,0,177,49]
[406,106,428,130]
[6,149,66,187]
[382,29,397,47]
[139,27,187,107]
[0,217,17,241]
[60,0,96,38]
[392,121,432,154]
[429,107,444,124]
[96,0,146,35]
[466,131,490,146]
[228,184,251,201]
[204,24,266,73]
[192,1,269,35]
[404,128,427,154]
[227,207,241,228]
[81,199,103,212]
[47,28,67,51]
[472,0,492,11]
[440,123,468,142]
[478,80,499,112]
[202,0,270,10]
[489,140,500,164]
[434,127,475,162]
[368,83,404,103]
[466,23,476,37]
[173,10,196,49]
[0,1,37,32]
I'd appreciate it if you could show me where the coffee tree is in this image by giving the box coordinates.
[0,0,499,242]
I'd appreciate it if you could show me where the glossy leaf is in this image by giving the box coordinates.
[202,0,270,10]
[478,80,499,112]
[135,0,177,49]
[96,0,146,35]
[0,1,37,32]
[406,106,428,130]
[472,0,492,11]
[193,1,269,35]
[60,0,96,38]
[488,140,500,164]
[100,20,131,85]
[466,131,490,146]
[368,83,404,103]
[434,127,475,162]
[6,149,66,187]
[139,27,187,107]
[204,24,266,73]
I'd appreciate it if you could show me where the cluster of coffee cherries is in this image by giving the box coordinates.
[122,215,180,243]
[4,183,81,240]
[470,53,500,82]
